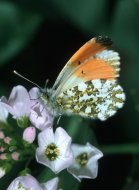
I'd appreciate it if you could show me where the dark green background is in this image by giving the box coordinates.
[0,0,139,189]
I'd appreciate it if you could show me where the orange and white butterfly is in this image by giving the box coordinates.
[39,36,125,121]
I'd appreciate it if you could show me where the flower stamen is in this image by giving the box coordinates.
[76,152,88,167]
[18,181,31,190]
[45,143,60,161]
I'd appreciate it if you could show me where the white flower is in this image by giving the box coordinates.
[67,142,103,181]
[29,87,53,131]
[1,85,31,119]
[0,167,6,178]
[7,175,43,190]
[7,175,60,190]
[0,102,8,122]
[36,127,73,173]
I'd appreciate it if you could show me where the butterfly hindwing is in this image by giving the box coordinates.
[56,79,125,121]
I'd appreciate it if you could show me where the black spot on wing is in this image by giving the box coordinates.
[95,36,113,47]
[78,61,81,65]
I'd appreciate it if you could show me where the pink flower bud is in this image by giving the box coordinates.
[0,131,5,139]
[0,153,7,160]
[11,152,20,161]
[4,137,11,144]
[23,126,36,144]
[0,146,5,152]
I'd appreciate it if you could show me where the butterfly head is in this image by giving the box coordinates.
[39,87,61,117]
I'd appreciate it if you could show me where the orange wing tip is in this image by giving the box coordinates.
[95,36,113,47]
[70,36,111,64]
[74,58,117,80]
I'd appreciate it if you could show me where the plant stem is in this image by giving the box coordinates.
[100,143,139,155]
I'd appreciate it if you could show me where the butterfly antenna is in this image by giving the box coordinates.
[13,70,42,89]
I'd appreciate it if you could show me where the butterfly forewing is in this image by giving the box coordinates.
[52,36,115,97]
[53,49,121,98]
[56,79,125,121]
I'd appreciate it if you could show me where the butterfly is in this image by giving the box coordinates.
[38,36,125,121]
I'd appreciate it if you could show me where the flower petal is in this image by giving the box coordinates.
[8,85,30,105]
[29,87,40,107]
[67,142,103,181]
[87,142,103,160]
[36,148,54,171]
[30,104,53,131]
[36,128,55,171]
[7,175,42,190]
[53,152,73,173]
[55,127,72,154]
[38,127,54,147]
[0,102,8,122]
[41,177,59,190]
[1,97,18,117]
[0,167,5,178]
[1,86,31,118]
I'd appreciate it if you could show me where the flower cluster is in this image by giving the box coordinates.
[0,85,103,189]
[0,128,20,178]
[1,86,53,131]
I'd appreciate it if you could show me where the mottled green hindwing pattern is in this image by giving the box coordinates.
[56,79,125,121]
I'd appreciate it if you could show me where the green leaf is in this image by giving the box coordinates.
[49,0,109,33]
[121,155,139,190]
[0,1,42,65]
[60,115,98,145]
[7,0,109,34]
[109,0,139,142]
[59,170,80,190]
